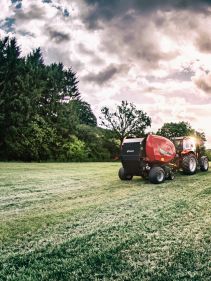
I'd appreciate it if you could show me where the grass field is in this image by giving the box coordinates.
[0,162,210,281]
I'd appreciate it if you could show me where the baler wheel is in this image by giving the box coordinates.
[149,166,165,184]
[200,156,209,172]
[182,154,197,175]
[118,167,133,180]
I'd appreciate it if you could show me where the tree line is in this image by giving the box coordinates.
[0,37,119,161]
[0,37,209,161]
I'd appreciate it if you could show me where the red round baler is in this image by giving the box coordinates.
[119,134,176,184]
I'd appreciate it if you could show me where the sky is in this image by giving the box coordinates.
[0,0,211,147]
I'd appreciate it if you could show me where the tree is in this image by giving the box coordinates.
[205,149,211,160]
[76,125,118,161]
[156,122,206,147]
[0,37,27,159]
[38,63,80,124]
[195,130,206,142]
[9,115,57,161]
[72,100,97,126]
[0,35,121,161]
[0,36,85,160]
[156,121,194,140]
[100,101,151,144]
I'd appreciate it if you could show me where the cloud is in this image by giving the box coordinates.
[196,32,211,53]
[0,0,13,20]
[77,43,95,56]
[95,11,179,70]
[83,64,129,85]
[0,18,16,32]
[77,43,105,66]
[146,68,195,83]
[193,71,211,93]
[83,0,211,29]
[15,4,46,21]
[47,27,70,43]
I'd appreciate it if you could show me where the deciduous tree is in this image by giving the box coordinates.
[157,122,206,147]
[100,101,151,144]
[156,122,194,140]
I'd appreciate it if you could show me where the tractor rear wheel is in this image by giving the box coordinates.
[200,156,209,171]
[182,154,197,175]
[118,167,133,180]
[149,166,165,184]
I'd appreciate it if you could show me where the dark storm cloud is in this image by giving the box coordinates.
[47,27,70,43]
[196,32,211,53]
[15,4,46,21]
[84,0,211,29]
[83,64,128,85]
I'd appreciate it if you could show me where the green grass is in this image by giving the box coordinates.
[0,162,210,281]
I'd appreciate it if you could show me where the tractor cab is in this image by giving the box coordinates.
[172,136,208,175]
[172,136,197,154]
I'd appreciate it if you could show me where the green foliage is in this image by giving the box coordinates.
[205,149,211,160]
[72,100,97,127]
[156,121,194,140]
[0,36,103,161]
[76,125,119,161]
[100,128,120,159]
[5,116,57,161]
[156,122,207,151]
[101,100,151,144]
[61,135,88,161]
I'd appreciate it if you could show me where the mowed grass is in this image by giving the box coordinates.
[0,163,210,281]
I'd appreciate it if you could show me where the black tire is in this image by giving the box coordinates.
[118,167,133,181]
[149,166,165,184]
[200,156,209,172]
[182,154,197,175]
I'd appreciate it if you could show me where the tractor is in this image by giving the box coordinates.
[172,136,209,174]
[118,134,176,184]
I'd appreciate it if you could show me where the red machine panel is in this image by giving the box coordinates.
[145,135,176,163]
